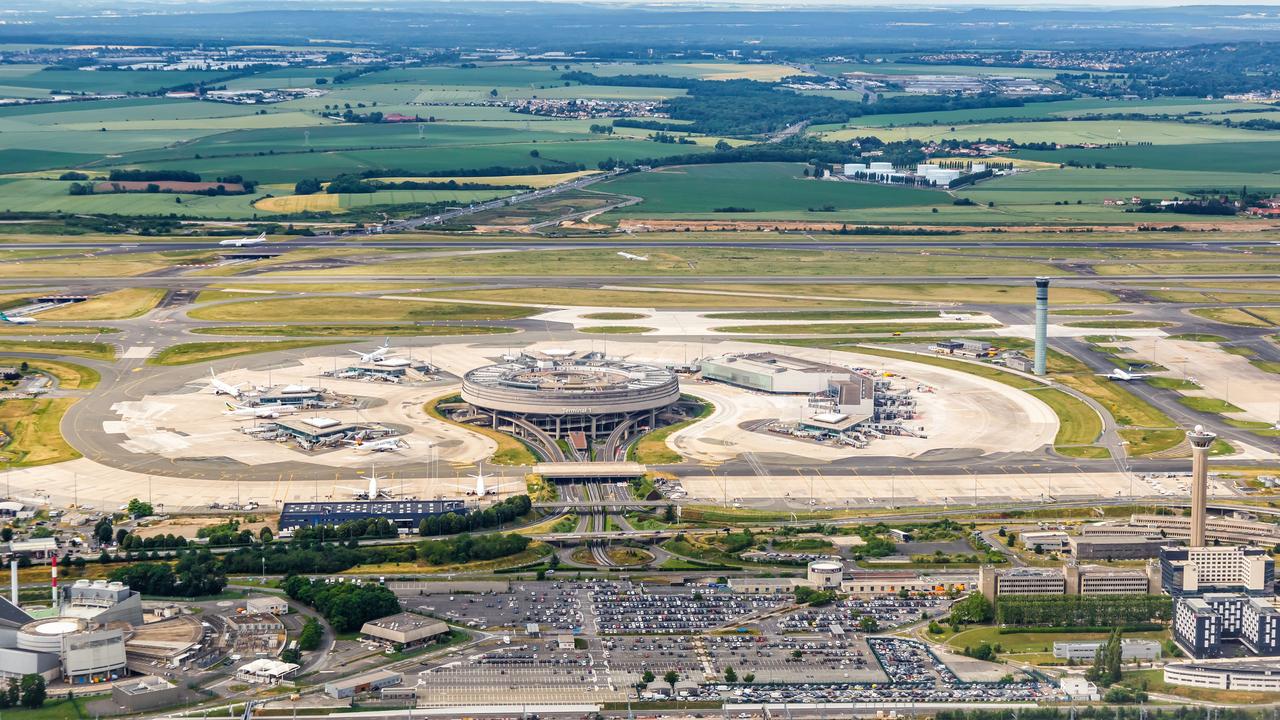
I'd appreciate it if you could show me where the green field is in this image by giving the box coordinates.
[1016,140,1280,173]
[823,119,1268,146]
[602,163,938,217]
[959,167,1280,208]
[191,324,515,337]
[188,296,537,322]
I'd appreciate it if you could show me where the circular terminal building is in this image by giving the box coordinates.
[461,350,681,443]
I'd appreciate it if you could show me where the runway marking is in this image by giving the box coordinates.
[122,346,154,359]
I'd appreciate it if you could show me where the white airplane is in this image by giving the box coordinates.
[223,402,280,419]
[452,462,516,497]
[617,251,649,261]
[338,466,393,499]
[207,369,247,398]
[0,311,36,325]
[351,339,392,364]
[219,231,267,247]
[346,436,407,453]
[1100,368,1150,381]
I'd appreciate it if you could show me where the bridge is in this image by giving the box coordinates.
[534,500,670,510]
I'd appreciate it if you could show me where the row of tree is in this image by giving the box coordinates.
[109,549,227,597]
[995,594,1171,627]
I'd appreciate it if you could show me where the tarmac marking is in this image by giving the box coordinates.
[122,346,154,359]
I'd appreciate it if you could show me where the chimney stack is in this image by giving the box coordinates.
[1188,425,1217,547]
[9,559,16,606]
[50,554,57,609]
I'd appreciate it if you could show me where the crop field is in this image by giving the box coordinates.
[832,97,1267,129]
[255,188,513,213]
[0,178,262,218]
[0,67,235,94]
[1016,140,1280,173]
[822,119,1269,145]
[959,167,1280,207]
[602,163,938,216]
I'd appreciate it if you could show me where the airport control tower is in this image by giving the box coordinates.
[1188,425,1217,547]
[1033,277,1050,376]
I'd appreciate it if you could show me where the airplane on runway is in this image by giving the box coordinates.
[0,311,36,325]
[207,369,247,398]
[345,436,407,453]
[451,462,517,497]
[338,466,394,499]
[219,232,267,247]
[1099,368,1150,381]
[351,339,392,364]
[223,402,281,419]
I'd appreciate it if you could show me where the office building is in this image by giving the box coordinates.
[979,563,1158,601]
[1160,545,1274,597]
[359,612,449,648]
[701,352,853,394]
[1165,661,1280,693]
[1053,639,1161,661]
[1069,535,1166,560]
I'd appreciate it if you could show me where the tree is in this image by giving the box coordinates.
[743,673,755,683]
[641,669,655,684]
[949,593,993,627]
[259,527,273,543]
[663,670,679,687]
[94,517,113,544]
[858,615,879,632]
[0,527,10,542]
[18,674,44,709]
[724,666,737,682]
[127,498,154,518]
[281,648,301,664]
[298,616,323,651]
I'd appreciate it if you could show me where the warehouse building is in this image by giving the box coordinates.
[245,596,289,615]
[1020,531,1069,552]
[1053,639,1161,661]
[360,612,449,649]
[279,499,468,533]
[325,669,403,699]
[700,353,854,394]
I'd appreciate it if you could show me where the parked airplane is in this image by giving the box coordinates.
[223,402,280,419]
[346,436,407,453]
[219,231,267,247]
[1100,368,1150,381]
[451,462,515,497]
[0,311,36,325]
[207,369,247,398]
[351,339,392,364]
[338,466,393,499]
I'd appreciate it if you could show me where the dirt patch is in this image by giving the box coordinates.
[133,515,275,539]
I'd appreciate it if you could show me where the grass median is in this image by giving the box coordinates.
[577,326,653,334]
[424,393,537,466]
[712,322,1001,335]
[629,397,714,465]
[0,357,99,389]
[39,288,164,320]
[148,340,340,366]
[191,324,515,337]
[0,341,115,361]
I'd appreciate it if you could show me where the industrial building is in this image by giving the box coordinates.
[729,560,846,594]
[1020,531,1069,552]
[1174,594,1280,659]
[1068,534,1167,560]
[701,352,853,394]
[246,596,289,615]
[278,499,468,533]
[1160,545,1274,597]
[112,676,181,712]
[460,350,681,444]
[235,658,298,685]
[978,563,1158,601]
[1053,639,1161,661]
[360,612,449,648]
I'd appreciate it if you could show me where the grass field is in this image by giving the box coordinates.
[0,357,99,389]
[1017,140,1280,173]
[1178,396,1245,414]
[0,325,114,336]
[577,326,653,334]
[39,288,164,320]
[823,119,1269,146]
[0,397,80,466]
[148,340,339,366]
[704,309,941,321]
[710,321,1000,334]
[1062,320,1173,329]
[1189,308,1276,327]
[663,283,1116,305]
[311,247,1065,278]
[959,167,1280,209]
[946,626,1167,655]
[1028,387,1103,448]
[631,400,714,465]
[602,163,939,217]
[0,341,115,361]
[190,324,514,337]
[432,287,862,309]
[254,188,514,214]
[424,393,536,466]
[188,297,536,322]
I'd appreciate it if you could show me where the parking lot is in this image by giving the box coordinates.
[771,596,948,633]
[588,582,791,634]
[408,583,585,632]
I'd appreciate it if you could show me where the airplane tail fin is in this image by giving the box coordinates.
[0,312,10,321]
